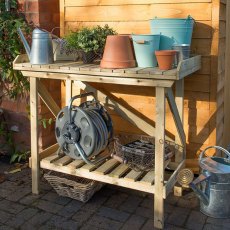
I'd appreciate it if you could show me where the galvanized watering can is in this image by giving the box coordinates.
[18,27,54,65]
[190,146,230,218]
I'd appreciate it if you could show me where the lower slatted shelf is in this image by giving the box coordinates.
[40,151,184,198]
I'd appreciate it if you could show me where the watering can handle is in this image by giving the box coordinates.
[189,172,210,206]
[199,145,230,162]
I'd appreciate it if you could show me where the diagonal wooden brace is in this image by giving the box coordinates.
[166,88,186,147]
[74,81,174,141]
[37,80,61,117]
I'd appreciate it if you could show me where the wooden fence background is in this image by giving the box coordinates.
[60,0,228,170]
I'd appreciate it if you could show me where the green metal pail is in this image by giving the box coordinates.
[132,34,160,67]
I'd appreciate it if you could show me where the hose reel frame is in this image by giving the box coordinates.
[55,92,113,165]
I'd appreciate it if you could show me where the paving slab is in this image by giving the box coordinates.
[0,161,229,230]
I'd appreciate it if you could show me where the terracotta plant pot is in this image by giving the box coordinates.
[155,50,177,70]
[100,35,136,69]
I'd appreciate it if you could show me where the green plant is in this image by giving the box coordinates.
[39,117,54,129]
[65,24,117,55]
[26,104,54,131]
[10,148,30,163]
[0,116,30,163]
[0,0,31,100]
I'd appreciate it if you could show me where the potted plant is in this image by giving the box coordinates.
[64,24,117,63]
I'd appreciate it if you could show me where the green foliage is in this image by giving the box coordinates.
[65,24,117,54]
[0,118,30,163]
[10,149,30,164]
[0,0,31,100]
[26,104,54,129]
[39,117,54,129]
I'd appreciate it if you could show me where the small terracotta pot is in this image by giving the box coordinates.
[100,35,136,69]
[155,50,177,70]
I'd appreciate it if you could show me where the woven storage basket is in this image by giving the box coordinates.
[44,171,103,203]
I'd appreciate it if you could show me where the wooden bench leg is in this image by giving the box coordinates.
[154,87,166,229]
[30,77,40,194]
[175,79,185,163]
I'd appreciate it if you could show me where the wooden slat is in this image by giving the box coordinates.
[22,62,32,68]
[60,63,91,70]
[67,159,85,169]
[60,0,65,37]
[112,67,146,74]
[13,54,29,65]
[80,159,106,172]
[64,0,211,7]
[138,67,165,75]
[177,55,201,78]
[124,170,145,182]
[39,143,59,160]
[140,171,155,185]
[20,70,175,87]
[124,67,146,74]
[191,39,212,56]
[41,152,62,164]
[81,63,101,70]
[198,56,211,75]
[65,4,211,21]
[109,164,130,178]
[95,159,120,175]
[37,81,61,117]
[184,74,210,93]
[65,20,212,39]
[53,156,73,166]
[68,74,174,87]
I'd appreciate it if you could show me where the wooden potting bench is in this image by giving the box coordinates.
[13,54,201,229]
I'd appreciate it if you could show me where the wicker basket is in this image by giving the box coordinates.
[44,171,103,202]
[112,134,178,172]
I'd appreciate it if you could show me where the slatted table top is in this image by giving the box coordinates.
[13,54,201,82]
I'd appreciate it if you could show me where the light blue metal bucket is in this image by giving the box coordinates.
[132,34,160,67]
[150,16,194,50]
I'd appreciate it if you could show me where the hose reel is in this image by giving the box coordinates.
[55,92,113,164]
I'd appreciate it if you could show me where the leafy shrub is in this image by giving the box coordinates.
[0,0,31,100]
[65,24,117,55]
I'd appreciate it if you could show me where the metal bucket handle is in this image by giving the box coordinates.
[133,40,153,44]
[199,145,230,162]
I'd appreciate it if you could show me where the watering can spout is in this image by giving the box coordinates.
[189,173,210,206]
[17,27,31,59]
